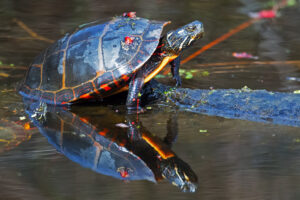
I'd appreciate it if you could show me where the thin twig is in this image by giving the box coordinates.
[12,18,54,43]
[195,60,300,67]
[0,65,27,70]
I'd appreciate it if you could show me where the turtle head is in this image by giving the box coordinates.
[161,157,198,192]
[163,20,204,54]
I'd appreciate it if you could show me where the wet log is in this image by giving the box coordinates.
[142,80,300,127]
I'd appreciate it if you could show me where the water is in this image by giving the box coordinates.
[1,0,300,199]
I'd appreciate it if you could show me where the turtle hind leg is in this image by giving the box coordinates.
[170,56,182,87]
[126,70,145,113]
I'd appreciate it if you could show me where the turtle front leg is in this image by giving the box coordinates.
[170,56,182,87]
[126,70,145,113]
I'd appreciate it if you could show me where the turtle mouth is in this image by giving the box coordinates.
[187,32,204,46]
[192,31,204,40]
[180,182,198,193]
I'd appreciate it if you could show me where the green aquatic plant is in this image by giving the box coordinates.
[155,69,210,81]
[294,90,300,94]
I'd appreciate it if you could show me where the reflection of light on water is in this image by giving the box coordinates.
[286,76,300,82]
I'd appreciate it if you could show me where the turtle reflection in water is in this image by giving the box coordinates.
[24,100,198,192]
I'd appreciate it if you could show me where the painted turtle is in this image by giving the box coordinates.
[19,13,204,111]
[24,100,198,192]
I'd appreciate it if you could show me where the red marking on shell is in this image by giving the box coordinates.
[121,75,129,81]
[100,84,112,91]
[120,169,129,178]
[80,117,89,124]
[137,60,142,64]
[79,93,94,99]
[122,12,136,18]
[98,128,109,136]
[157,44,165,49]
[113,79,120,88]
[125,36,134,45]
[119,139,126,147]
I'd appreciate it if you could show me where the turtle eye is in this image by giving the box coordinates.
[186,25,196,32]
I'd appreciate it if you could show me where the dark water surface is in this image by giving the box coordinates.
[0,0,300,199]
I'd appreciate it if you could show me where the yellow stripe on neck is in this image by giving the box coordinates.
[144,55,178,83]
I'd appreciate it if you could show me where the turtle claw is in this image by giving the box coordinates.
[174,75,182,87]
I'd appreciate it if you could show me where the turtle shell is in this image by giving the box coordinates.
[19,16,168,104]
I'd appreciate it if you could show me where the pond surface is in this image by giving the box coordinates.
[0,0,300,199]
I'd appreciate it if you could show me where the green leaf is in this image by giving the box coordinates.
[185,73,193,79]
[155,74,166,79]
[287,0,296,6]
[201,71,210,77]
[293,90,300,94]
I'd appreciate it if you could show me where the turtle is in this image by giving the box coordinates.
[19,13,204,111]
[23,100,198,192]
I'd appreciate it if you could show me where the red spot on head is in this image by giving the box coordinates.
[118,167,130,178]
[122,12,136,18]
[125,36,134,45]
[120,170,129,178]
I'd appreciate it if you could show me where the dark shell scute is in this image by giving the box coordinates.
[65,38,99,87]
[18,86,31,98]
[69,23,107,46]
[74,82,94,99]
[56,89,74,104]
[143,23,165,40]
[94,72,114,88]
[40,52,64,91]
[24,66,41,89]
[41,92,55,104]
[30,89,42,100]
[102,35,143,71]
[31,51,46,65]
[109,18,149,35]
[46,34,69,55]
